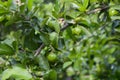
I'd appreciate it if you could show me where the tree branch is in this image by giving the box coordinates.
[60,23,69,31]
[86,6,109,14]
[60,19,76,31]
[60,6,110,31]
[34,43,45,57]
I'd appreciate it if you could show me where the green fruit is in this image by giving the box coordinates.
[109,9,118,16]
[66,67,75,76]
[47,53,57,62]
[72,27,81,35]
[0,43,14,55]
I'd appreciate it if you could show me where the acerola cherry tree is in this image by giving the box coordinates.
[0,0,120,80]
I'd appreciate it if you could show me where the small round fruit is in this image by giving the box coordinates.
[72,27,81,35]
[109,9,118,16]
[66,67,75,76]
[47,53,57,62]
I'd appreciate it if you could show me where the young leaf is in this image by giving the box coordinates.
[83,0,89,9]
[27,0,33,11]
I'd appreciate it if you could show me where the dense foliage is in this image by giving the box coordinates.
[0,0,120,80]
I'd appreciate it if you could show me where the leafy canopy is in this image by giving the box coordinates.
[0,0,120,80]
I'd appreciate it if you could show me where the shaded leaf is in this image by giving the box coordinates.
[0,43,14,55]
[36,54,50,70]
[40,31,50,45]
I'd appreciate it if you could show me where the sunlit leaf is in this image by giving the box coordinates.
[27,0,33,11]
[1,66,32,80]
[63,61,72,69]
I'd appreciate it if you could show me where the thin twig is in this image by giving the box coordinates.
[60,23,69,31]
[86,8,102,14]
[86,6,109,14]
[60,6,109,31]
[60,19,76,31]
[34,43,45,57]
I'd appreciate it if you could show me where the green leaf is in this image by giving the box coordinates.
[58,38,65,49]
[0,57,6,67]
[36,54,50,70]
[80,26,92,36]
[74,0,89,12]
[63,61,72,69]
[0,43,14,55]
[73,59,81,71]
[83,0,89,9]
[54,0,60,13]
[20,0,27,13]
[1,66,32,80]
[53,21,60,33]
[111,16,120,20]
[47,20,60,33]
[24,29,39,50]
[5,15,16,26]
[112,5,120,10]
[49,32,59,47]
[66,27,76,41]
[27,0,33,11]
[40,32,50,45]
[1,38,15,48]
[0,16,4,22]
[73,2,84,12]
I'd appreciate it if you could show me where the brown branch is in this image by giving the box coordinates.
[60,23,69,31]
[86,8,102,14]
[60,6,110,31]
[34,43,45,57]
[60,20,76,31]
[86,6,109,14]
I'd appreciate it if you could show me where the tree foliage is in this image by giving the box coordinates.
[0,0,120,80]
